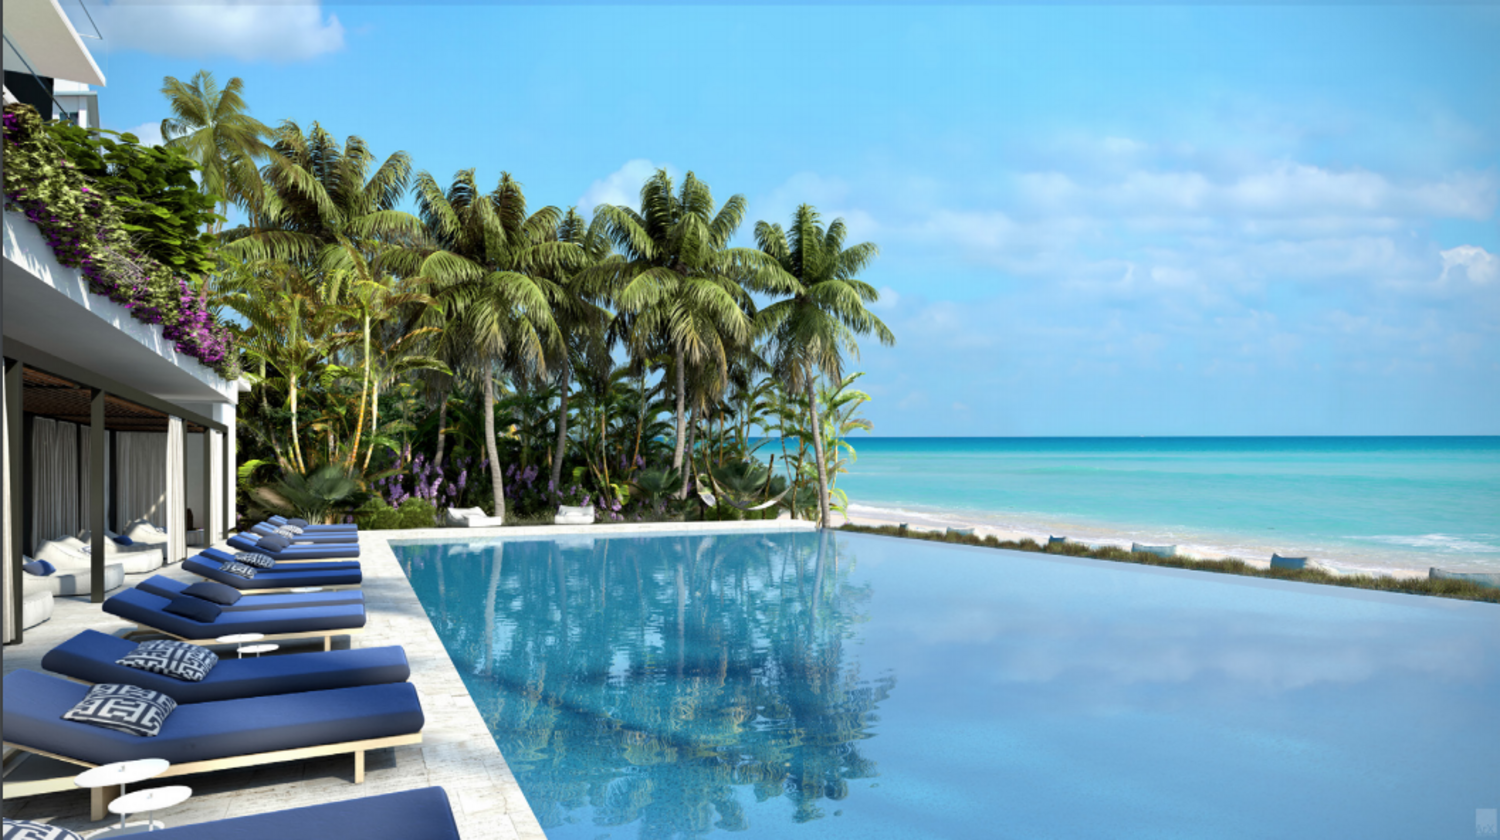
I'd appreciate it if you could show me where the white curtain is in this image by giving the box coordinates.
[31,418,80,549]
[116,431,167,528]
[165,417,186,564]
[205,430,220,546]
[3,378,14,643]
[79,426,91,531]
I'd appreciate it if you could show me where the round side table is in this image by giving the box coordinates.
[104,784,193,835]
[289,586,325,593]
[238,643,279,657]
[215,632,265,658]
[74,758,169,827]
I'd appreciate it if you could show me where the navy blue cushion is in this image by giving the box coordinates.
[112,535,134,546]
[183,582,242,606]
[103,589,365,639]
[202,547,360,572]
[183,557,362,591]
[255,534,291,551]
[162,596,222,623]
[22,559,56,576]
[42,630,409,704]
[144,787,459,840]
[138,576,362,612]
[3,670,423,766]
[287,518,310,528]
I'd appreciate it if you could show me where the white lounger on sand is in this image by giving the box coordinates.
[1132,543,1178,558]
[1429,567,1500,589]
[554,505,595,526]
[446,507,504,527]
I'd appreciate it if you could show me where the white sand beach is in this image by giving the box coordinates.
[839,503,1432,580]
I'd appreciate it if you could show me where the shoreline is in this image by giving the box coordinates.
[840,502,1437,580]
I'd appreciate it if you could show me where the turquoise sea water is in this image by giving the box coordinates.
[814,437,1500,574]
[396,531,1500,839]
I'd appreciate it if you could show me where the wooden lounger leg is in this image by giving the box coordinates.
[324,636,332,652]
[92,783,121,821]
[354,750,365,784]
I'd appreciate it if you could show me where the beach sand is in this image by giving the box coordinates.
[839,504,1431,580]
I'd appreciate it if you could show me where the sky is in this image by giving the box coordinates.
[71,1,1500,436]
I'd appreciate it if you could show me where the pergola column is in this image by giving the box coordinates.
[222,429,232,540]
[202,429,213,548]
[89,388,106,602]
[5,359,24,643]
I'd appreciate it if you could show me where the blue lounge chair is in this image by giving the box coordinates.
[268,514,359,534]
[227,532,360,560]
[201,546,359,573]
[184,554,362,592]
[40,629,409,703]
[1,669,423,819]
[249,521,361,544]
[144,787,459,840]
[135,574,364,610]
[102,588,366,650]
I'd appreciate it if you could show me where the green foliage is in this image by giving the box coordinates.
[395,498,440,528]
[47,121,223,276]
[840,524,1500,604]
[258,464,365,524]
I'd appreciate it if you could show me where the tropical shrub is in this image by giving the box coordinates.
[1,103,239,378]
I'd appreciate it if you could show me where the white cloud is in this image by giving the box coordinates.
[95,1,344,62]
[577,159,671,216]
[121,121,163,147]
[1439,245,1498,286]
[869,285,901,311]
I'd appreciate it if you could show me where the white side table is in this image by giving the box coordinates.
[215,632,264,658]
[104,784,193,834]
[289,586,325,593]
[238,643,279,657]
[74,758,169,824]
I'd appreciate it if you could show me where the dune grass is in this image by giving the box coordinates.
[838,523,1500,604]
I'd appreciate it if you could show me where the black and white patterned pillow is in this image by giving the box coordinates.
[62,683,177,737]
[2,819,85,840]
[116,639,219,682]
[218,560,259,578]
[234,551,276,569]
[274,525,303,537]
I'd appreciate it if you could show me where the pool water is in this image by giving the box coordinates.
[394,530,1500,839]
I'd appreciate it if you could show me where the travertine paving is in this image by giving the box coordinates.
[2,519,814,837]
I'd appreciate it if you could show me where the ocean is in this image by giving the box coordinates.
[792,436,1500,575]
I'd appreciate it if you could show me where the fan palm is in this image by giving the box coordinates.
[159,70,272,232]
[756,205,894,526]
[588,169,795,476]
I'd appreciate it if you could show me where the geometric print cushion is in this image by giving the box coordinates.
[116,639,219,682]
[2,820,85,840]
[218,560,259,578]
[61,683,177,737]
[233,552,276,569]
[274,526,302,537]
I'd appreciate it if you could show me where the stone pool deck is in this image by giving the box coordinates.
[2,519,815,837]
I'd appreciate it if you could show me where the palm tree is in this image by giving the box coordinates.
[544,208,615,490]
[756,205,893,526]
[404,170,572,520]
[159,70,272,232]
[589,169,794,479]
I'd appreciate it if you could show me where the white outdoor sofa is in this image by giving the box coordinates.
[446,507,505,528]
[30,541,128,595]
[554,505,595,526]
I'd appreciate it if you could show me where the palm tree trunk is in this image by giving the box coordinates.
[807,376,831,527]
[434,390,450,469]
[290,378,306,474]
[551,356,571,490]
[678,402,699,500]
[361,381,381,473]
[347,312,372,472]
[671,344,687,470]
[483,369,506,521]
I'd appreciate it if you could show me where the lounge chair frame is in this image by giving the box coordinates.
[2,732,421,819]
[124,623,365,652]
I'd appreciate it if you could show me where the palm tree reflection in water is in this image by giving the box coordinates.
[417,532,895,838]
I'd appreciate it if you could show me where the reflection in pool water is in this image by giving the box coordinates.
[396,530,1500,840]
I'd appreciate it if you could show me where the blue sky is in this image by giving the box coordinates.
[77,2,1499,436]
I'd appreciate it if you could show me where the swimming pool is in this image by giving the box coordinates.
[394,530,1500,839]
